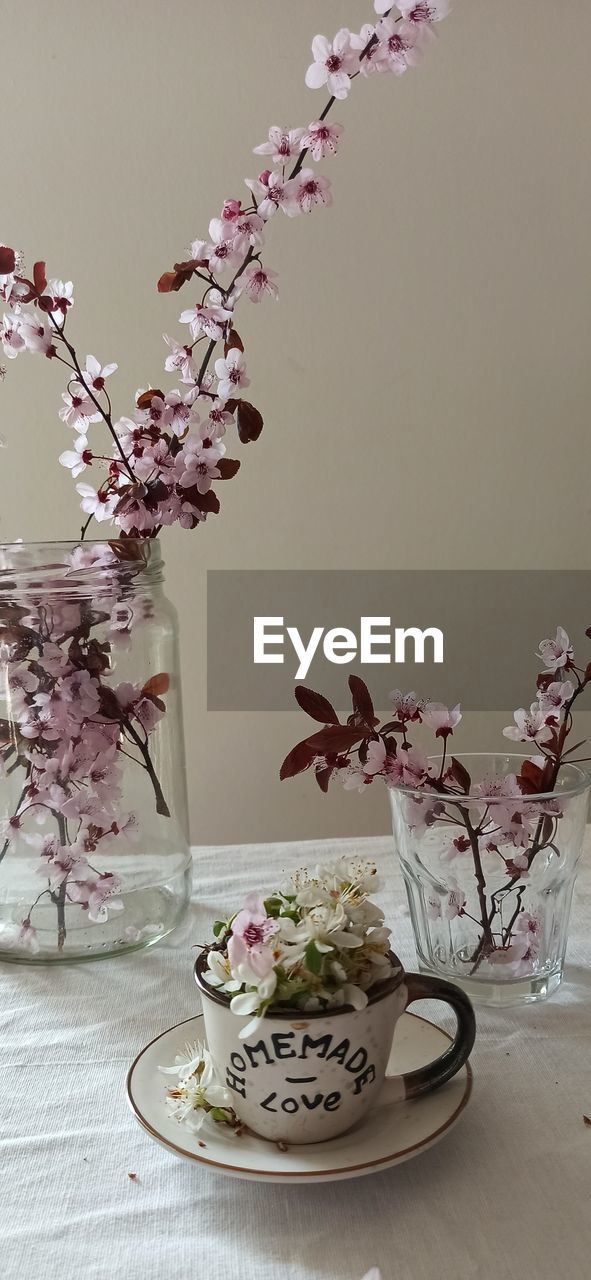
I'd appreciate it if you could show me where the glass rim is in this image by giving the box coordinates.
[388,751,591,803]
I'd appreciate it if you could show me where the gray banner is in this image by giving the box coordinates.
[207,570,591,712]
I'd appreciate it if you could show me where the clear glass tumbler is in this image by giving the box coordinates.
[0,539,191,962]
[389,753,590,1006]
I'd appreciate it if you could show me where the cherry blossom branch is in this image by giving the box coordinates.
[2,5,451,539]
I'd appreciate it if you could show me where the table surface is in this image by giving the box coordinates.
[2,834,591,1280]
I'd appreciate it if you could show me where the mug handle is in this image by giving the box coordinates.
[397,972,476,1100]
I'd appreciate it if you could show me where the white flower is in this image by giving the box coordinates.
[59,435,92,478]
[159,1041,234,1132]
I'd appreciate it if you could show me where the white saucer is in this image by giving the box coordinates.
[127,1011,472,1184]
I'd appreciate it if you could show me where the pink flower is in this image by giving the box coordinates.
[375,16,423,74]
[240,262,279,303]
[536,626,573,674]
[422,701,462,738]
[389,689,425,722]
[245,171,297,220]
[78,354,118,393]
[351,25,384,76]
[163,334,197,383]
[59,387,102,428]
[386,747,429,788]
[228,893,278,983]
[342,737,387,789]
[69,872,123,924]
[288,170,332,216]
[444,887,466,920]
[254,126,305,165]
[76,483,118,522]
[46,278,74,317]
[20,313,55,355]
[538,679,574,721]
[503,703,554,745]
[305,30,358,100]
[214,349,250,400]
[18,918,40,954]
[1,313,26,359]
[59,435,93,478]
[179,300,232,342]
[301,121,344,161]
[397,1,451,27]
[205,220,248,275]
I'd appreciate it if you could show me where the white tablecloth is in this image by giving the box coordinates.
[2,835,591,1280]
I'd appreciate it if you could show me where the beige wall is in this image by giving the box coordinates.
[2,1,590,843]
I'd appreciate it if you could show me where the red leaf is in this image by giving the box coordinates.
[157,271,178,293]
[294,685,339,725]
[279,738,316,781]
[379,720,404,735]
[306,724,366,753]
[216,457,241,479]
[224,328,244,356]
[315,765,334,793]
[450,757,472,793]
[348,674,375,725]
[0,247,16,274]
[236,400,264,444]
[136,388,164,409]
[33,261,47,294]
[518,759,544,794]
[142,672,170,697]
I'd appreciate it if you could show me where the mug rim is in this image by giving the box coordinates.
[194,948,404,1019]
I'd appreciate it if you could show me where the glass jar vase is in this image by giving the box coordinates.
[389,753,590,1006]
[0,540,190,962]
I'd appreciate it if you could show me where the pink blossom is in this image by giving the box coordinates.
[389,689,425,723]
[233,211,266,248]
[301,121,344,161]
[1,313,26,359]
[78,354,118,393]
[59,435,93,478]
[179,300,232,342]
[228,893,278,980]
[538,679,574,720]
[503,703,554,745]
[163,334,197,383]
[397,1,451,27]
[254,126,305,164]
[444,887,466,920]
[245,171,297,220]
[76,483,118,523]
[240,262,279,303]
[59,387,102,428]
[288,170,333,216]
[386,746,429,788]
[375,17,423,74]
[536,627,574,674]
[214,348,250,399]
[350,25,384,76]
[205,219,248,275]
[20,313,55,355]
[343,737,387,789]
[305,30,358,100]
[69,872,123,924]
[422,701,462,738]
[46,278,74,317]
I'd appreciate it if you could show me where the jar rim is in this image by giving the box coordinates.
[388,751,591,803]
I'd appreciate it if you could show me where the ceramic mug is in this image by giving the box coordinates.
[194,951,476,1144]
